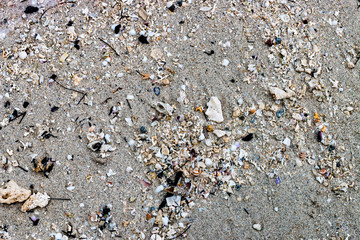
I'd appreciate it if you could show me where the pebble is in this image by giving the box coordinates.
[253,223,262,231]
[205,158,213,166]
[59,53,68,62]
[347,62,355,69]
[129,29,136,35]
[282,137,291,146]
[276,110,284,118]
[221,59,230,66]
[140,126,147,133]
[18,51,27,59]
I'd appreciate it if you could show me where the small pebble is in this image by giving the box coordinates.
[276,110,284,118]
[221,59,230,66]
[23,101,29,108]
[129,29,136,36]
[140,126,147,133]
[19,51,27,60]
[242,133,254,141]
[275,37,281,44]
[253,223,262,231]
[138,35,149,44]
[24,6,39,14]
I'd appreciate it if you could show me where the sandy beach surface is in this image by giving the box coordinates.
[0,0,359,239]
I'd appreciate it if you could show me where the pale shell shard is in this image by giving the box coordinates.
[205,97,224,122]
[269,87,295,100]
[21,192,50,212]
[0,180,31,204]
[154,102,174,116]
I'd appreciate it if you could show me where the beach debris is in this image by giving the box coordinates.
[0,181,31,204]
[205,97,224,122]
[86,129,116,161]
[32,156,55,178]
[154,102,174,116]
[269,87,295,100]
[253,223,262,231]
[150,48,164,60]
[21,192,50,212]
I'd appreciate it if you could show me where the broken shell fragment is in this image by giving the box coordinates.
[205,97,224,122]
[21,192,50,212]
[269,87,295,100]
[0,180,31,204]
[154,102,174,116]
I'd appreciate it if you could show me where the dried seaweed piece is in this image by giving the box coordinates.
[32,157,55,178]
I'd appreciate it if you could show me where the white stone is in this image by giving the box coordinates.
[221,59,230,66]
[253,223,262,231]
[19,51,27,59]
[205,97,224,122]
[282,137,291,146]
[205,158,213,166]
[129,29,136,36]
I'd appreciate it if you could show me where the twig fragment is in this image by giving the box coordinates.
[98,38,120,56]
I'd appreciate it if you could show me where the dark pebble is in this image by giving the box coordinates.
[140,126,147,133]
[51,106,59,112]
[24,6,39,14]
[114,24,121,34]
[179,20,185,24]
[276,110,284,118]
[4,101,10,108]
[138,35,149,44]
[67,20,73,26]
[168,4,176,12]
[329,145,336,151]
[23,101,29,108]
[242,133,254,141]
[265,39,273,46]
[50,74,57,80]
[154,87,160,96]
[177,1,183,6]
[275,37,281,44]
[336,161,341,167]
[317,131,322,142]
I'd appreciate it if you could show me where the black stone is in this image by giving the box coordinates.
[24,6,39,14]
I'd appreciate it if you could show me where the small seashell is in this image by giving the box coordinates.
[192,167,201,176]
